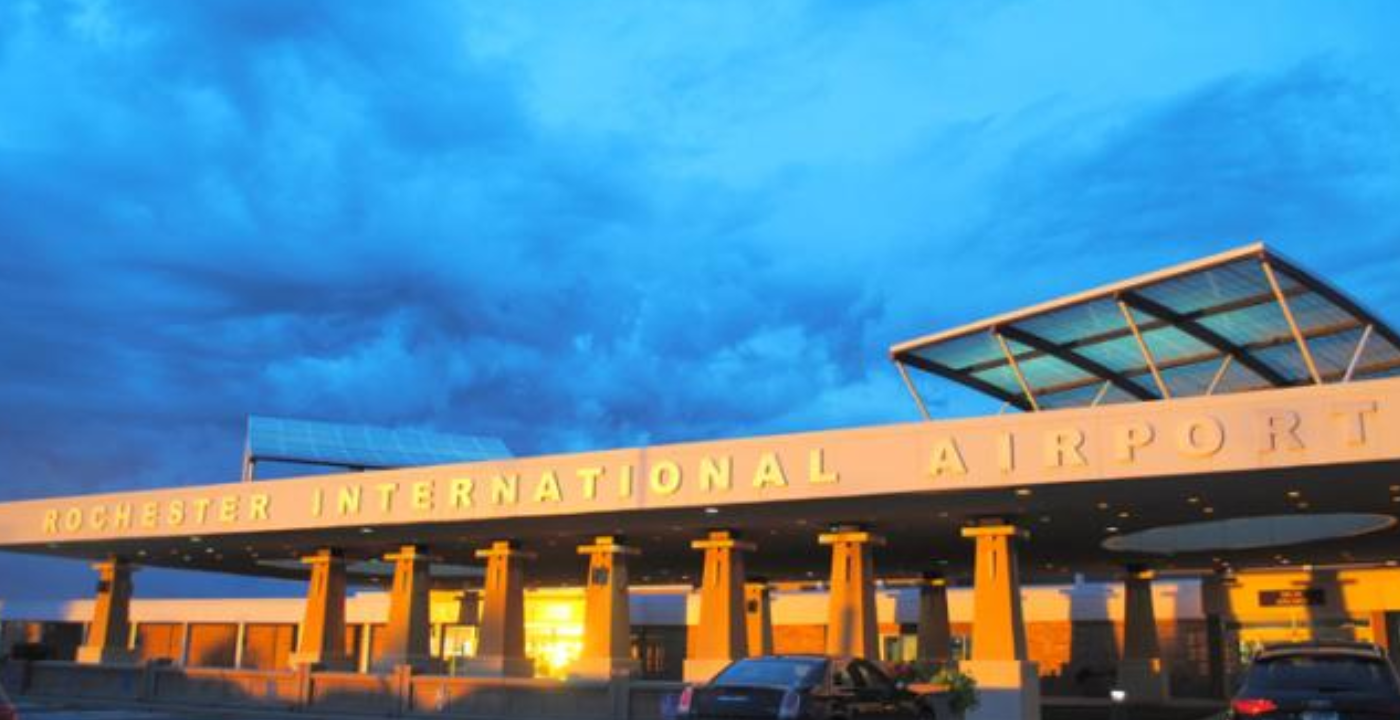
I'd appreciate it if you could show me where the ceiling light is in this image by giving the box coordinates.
[359,527,375,534]
[1014,488,1033,497]
[1187,497,1201,504]
[1203,507,1215,514]
[1287,491,1301,499]
[1117,511,1130,519]
[704,507,719,515]
[1106,526,1120,533]
[1096,502,1110,510]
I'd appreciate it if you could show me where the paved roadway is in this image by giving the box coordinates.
[14,701,302,720]
[18,700,1228,720]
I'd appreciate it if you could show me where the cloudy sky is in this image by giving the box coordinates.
[2,0,1399,600]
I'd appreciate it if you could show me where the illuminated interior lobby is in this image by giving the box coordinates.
[3,243,1400,720]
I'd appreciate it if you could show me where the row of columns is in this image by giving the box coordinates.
[74,523,1175,713]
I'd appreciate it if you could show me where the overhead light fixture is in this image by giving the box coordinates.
[704,507,719,515]
[1014,488,1033,497]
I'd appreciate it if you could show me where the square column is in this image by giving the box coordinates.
[77,558,136,665]
[684,530,755,682]
[1118,566,1170,704]
[916,572,952,663]
[573,535,640,679]
[290,548,352,670]
[744,580,773,657]
[819,526,884,659]
[374,545,436,672]
[1201,571,1230,699]
[462,540,535,677]
[960,524,1039,720]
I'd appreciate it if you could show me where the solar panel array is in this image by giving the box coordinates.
[247,416,511,469]
[895,247,1400,411]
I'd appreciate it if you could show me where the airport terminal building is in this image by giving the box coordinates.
[3,244,1400,720]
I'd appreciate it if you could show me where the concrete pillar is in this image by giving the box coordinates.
[574,535,640,679]
[684,530,754,682]
[457,588,480,626]
[916,572,953,663]
[819,526,884,659]
[290,548,352,670]
[357,624,374,674]
[462,540,534,677]
[234,622,247,669]
[1118,566,1170,703]
[961,524,1039,720]
[374,545,435,672]
[1201,572,1229,698]
[744,580,774,657]
[76,558,135,664]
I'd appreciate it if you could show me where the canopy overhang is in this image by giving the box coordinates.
[4,376,1400,586]
[890,243,1400,414]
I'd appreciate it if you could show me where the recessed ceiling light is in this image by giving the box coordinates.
[359,527,375,534]
[1014,488,1032,497]
[1106,526,1120,533]
[190,536,203,543]
[1203,507,1215,514]
[1117,511,1130,519]
[704,507,719,515]
[1096,502,1110,510]
[1187,497,1201,504]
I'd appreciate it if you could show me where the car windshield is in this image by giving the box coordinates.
[1243,654,1400,695]
[712,658,827,689]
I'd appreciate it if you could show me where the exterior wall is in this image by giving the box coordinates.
[0,621,82,661]
[135,623,183,663]
[243,624,297,670]
[8,569,1400,695]
[187,623,238,668]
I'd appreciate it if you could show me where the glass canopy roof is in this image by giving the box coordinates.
[245,415,511,473]
[890,244,1400,413]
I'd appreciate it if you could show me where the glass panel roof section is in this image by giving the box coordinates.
[890,243,1400,412]
[247,416,511,469]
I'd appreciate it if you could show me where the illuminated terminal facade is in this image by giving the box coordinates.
[2,244,1400,720]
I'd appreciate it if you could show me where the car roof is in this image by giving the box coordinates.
[1256,642,1388,661]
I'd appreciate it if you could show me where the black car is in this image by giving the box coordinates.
[677,655,936,720]
[1229,642,1400,719]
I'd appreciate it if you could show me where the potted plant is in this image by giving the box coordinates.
[930,666,979,719]
[885,661,979,720]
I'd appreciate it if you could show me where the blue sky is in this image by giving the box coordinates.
[2,0,1399,599]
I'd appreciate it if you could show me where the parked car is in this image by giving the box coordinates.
[1229,642,1400,719]
[0,684,17,720]
[677,655,937,720]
